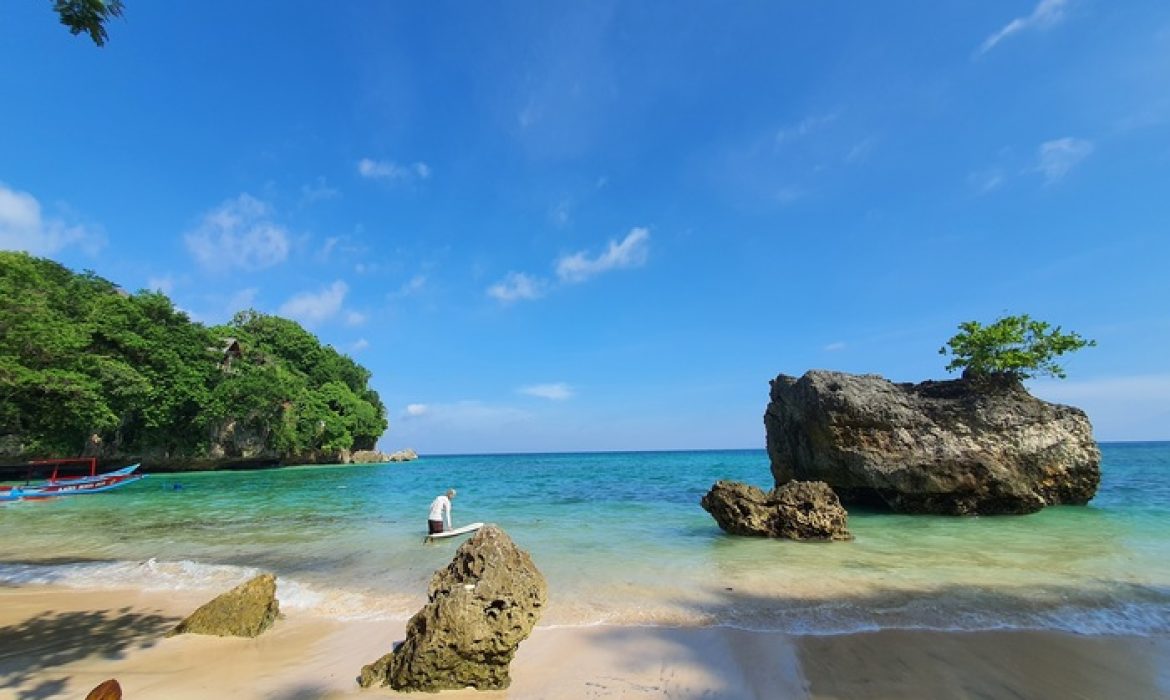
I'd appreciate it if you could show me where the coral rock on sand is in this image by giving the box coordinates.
[85,679,122,700]
[359,525,547,691]
[167,573,280,638]
[701,479,852,540]
[765,370,1101,515]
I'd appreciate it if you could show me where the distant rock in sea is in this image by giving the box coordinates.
[359,525,546,691]
[167,573,280,638]
[349,448,418,463]
[701,479,852,540]
[765,370,1101,515]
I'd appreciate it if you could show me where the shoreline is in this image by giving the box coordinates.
[2,584,1167,699]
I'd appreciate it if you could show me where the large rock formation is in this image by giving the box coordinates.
[701,480,852,540]
[359,525,546,691]
[765,370,1100,515]
[167,573,280,637]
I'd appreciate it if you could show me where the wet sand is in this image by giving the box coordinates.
[1,585,1166,699]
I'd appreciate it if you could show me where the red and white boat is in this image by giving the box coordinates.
[0,458,145,502]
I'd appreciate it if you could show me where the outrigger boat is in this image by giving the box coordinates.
[0,458,145,502]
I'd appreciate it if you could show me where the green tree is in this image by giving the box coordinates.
[53,0,124,46]
[939,314,1095,380]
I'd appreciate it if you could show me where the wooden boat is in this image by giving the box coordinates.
[0,459,145,502]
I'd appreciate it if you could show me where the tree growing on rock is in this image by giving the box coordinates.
[939,314,1095,380]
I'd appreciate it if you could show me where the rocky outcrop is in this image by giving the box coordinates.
[167,573,280,637]
[359,525,546,691]
[700,480,852,540]
[351,448,419,463]
[765,370,1101,515]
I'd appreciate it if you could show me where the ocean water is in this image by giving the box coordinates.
[1,444,1168,635]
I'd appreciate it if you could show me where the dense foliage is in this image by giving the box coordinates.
[53,0,124,46]
[0,252,387,458]
[939,314,1095,380]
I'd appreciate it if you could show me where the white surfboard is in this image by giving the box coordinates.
[426,522,484,541]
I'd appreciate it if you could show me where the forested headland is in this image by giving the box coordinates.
[0,251,388,471]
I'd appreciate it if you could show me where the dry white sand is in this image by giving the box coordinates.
[1,585,1167,699]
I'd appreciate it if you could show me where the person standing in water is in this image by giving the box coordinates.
[428,488,456,534]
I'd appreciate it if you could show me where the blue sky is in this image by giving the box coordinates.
[2,1,1168,452]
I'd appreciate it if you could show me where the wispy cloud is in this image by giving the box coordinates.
[775,113,838,145]
[824,341,847,352]
[278,280,348,325]
[968,168,1006,195]
[392,274,428,298]
[300,177,339,205]
[345,310,367,327]
[487,272,546,303]
[0,183,105,255]
[350,338,370,353]
[147,275,175,295]
[403,403,430,418]
[556,227,650,284]
[1036,137,1093,183]
[185,194,290,271]
[978,0,1069,55]
[357,158,431,183]
[518,383,574,401]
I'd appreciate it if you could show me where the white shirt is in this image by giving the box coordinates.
[428,495,451,527]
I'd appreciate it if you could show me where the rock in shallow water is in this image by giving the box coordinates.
[701,479,852,540]
[359,524,547,691]
[765,370,1101,515]
[167,573,280,638]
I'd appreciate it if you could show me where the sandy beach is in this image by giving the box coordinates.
[2,585,1167,699]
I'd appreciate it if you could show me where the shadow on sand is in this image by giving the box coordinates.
[0,607,179,700]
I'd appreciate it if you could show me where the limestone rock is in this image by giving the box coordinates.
[168,573,280,637]
[765,370,1101,515]
[700,479,852,540]
[359,525,547,691]
[349,448,418,463]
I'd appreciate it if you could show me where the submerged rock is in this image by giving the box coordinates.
[700,479,852,540]
[764,370,1101,515]
[359,525,546,691]
[167,573,280,638]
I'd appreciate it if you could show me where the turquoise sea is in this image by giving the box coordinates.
[1,443,1168,635]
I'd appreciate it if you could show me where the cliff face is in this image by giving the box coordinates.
[764,370,1100,515]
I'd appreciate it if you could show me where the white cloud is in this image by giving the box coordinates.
[184,194,290,271]
[1036,137,1093,182]
[968,168,1006,195]
[555,227,650,284]
[775,113,838,144]
[227,288,259,315]
[357,158,431,183]
[300,177,339,204]
[278,280,348,325]
[0,183,104,255]
[487,272,546,303]
[824,342,847,352]
[404,403,429,418]
[345,310,367,326]
[550,199,572,227]
[1030,374,1170,441]
[147,275,175,294]
[392,274,427,298]
[351,338,370,353]
[775,186,806,205]
[518,383,574,401]
[979,0,1069,55]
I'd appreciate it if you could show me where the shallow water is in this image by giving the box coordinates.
[1,444,1167,634]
